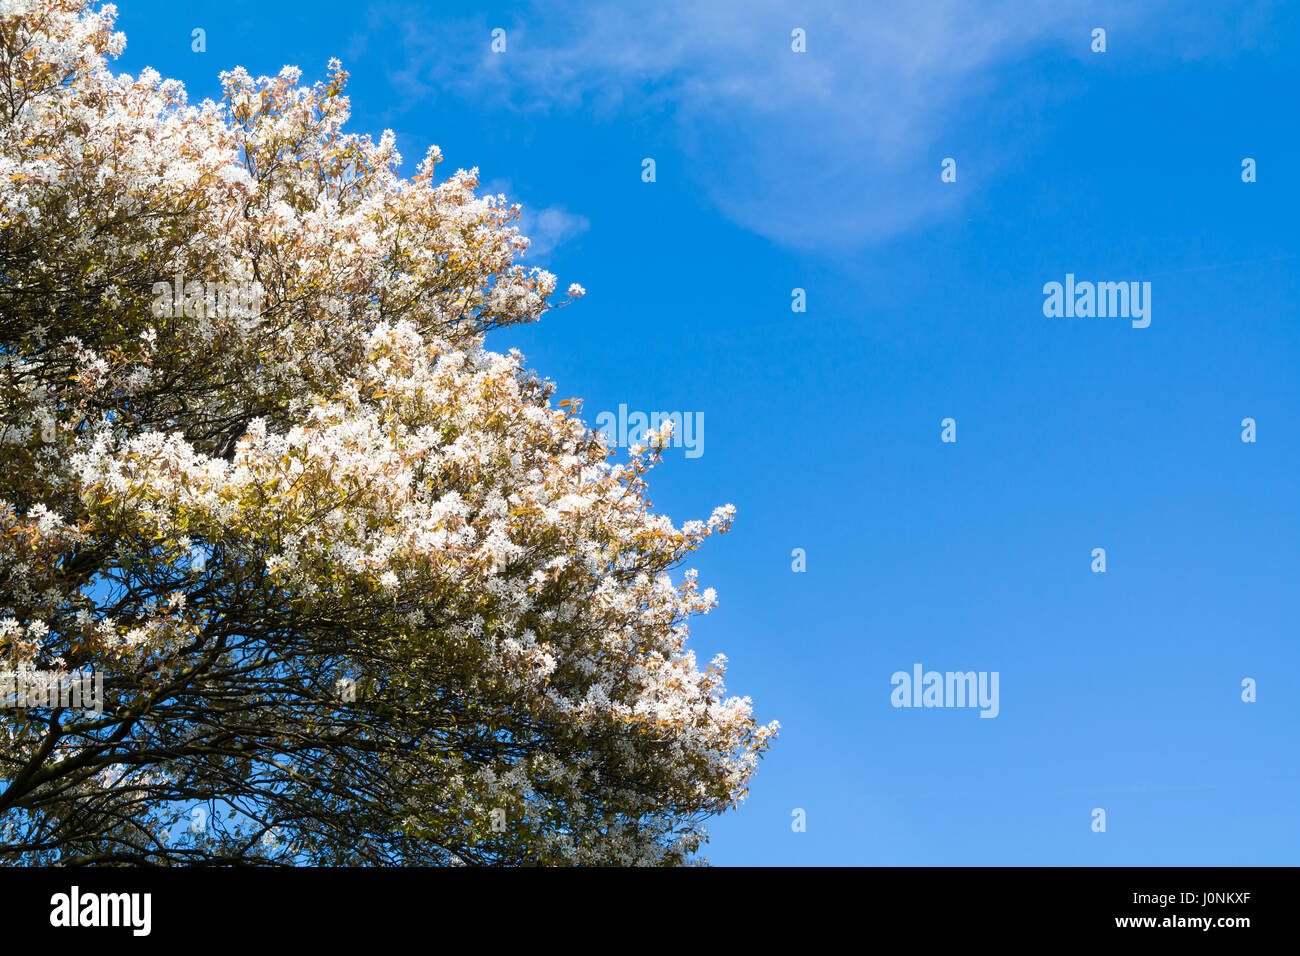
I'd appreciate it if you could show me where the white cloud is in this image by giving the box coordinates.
[369,0,1277,248]
[480,178,590,261]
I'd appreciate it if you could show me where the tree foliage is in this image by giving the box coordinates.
[0,0,775,865]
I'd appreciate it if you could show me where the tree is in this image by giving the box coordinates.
[0,0,775,865]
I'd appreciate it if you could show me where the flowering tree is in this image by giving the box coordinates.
[0,0,775,865]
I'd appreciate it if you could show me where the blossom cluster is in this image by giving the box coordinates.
[0,0,774,864]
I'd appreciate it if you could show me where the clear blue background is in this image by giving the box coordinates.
[111,0,1299,865]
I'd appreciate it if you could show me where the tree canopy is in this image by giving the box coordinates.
[0,0,775,865]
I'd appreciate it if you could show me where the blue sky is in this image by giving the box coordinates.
[112,0,1299,865]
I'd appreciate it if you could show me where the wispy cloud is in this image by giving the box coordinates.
[363,0,1277,248]
[481,178,590,262]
